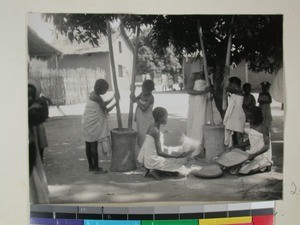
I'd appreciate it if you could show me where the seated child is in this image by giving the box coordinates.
[242,83,256,121]
[223,76,246,147]
[227,106,273,175]
[137,107,193,180]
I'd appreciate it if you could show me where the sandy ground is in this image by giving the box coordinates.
[43,90,283,204]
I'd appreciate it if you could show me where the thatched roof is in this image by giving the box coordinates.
[28,26,60,58]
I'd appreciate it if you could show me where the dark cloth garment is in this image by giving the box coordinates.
[243,93,256,121]
[243,93,256,111]
[28,104,48,174]
[258,91,273,130]
[258,91,272,105]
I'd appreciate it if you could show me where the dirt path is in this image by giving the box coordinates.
[43,92,283,204]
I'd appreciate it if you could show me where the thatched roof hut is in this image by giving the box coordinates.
[28,26,60,59]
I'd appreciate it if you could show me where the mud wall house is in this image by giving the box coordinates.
[50,28,134,92]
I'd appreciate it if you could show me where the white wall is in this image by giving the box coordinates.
[112,35,134,90]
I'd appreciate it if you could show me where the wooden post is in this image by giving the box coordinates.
[198,23,214,125]
[128,26,140,130]
[222,16,234,111]
[106,20,122,129]
[245,62,249,83]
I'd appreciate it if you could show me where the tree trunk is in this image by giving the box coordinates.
[106,20,122,129]
[128,26,140,130]
[213,62,225,119]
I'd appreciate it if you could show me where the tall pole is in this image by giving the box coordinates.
[222,16,234,111]
[128,25,140,130]
[106,20,122,129]
[198,21,214,125]
[245,62,249,83]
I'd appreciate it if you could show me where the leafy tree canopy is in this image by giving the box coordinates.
[44,13,282,74]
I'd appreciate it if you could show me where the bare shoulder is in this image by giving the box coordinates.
[148,126,160,139]
[149,94,154,103]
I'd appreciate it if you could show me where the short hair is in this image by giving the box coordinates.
[243,83,252,92]
[142,79,155,92]
[248,106,264,125]
[94,79,109,92]
[229,76,242,87]
[152,107,168,122]
[28,84,37,99]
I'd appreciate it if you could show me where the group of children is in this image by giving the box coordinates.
[223,76,273,174]
[82,74,274,178]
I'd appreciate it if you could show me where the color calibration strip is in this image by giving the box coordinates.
[30,201,274,225]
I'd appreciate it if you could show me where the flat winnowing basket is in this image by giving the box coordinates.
[215,148,249,168]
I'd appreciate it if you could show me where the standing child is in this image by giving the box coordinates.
[137,107,189,180]
[223,76,246,147]
[258,81,273,133]
[178,74,184,91]
[82,79,116,173]
[186,71,222,158]
[28,78,49,203]
[226,106,273,175]
[131,79,155,148]
[242,83,256,121]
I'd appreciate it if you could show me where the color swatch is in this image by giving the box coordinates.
[30,201,275,225]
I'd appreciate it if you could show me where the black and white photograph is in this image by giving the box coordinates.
[28,13,284,204]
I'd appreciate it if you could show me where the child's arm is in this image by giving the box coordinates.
[258,92,272,104]
[90,91,107,112]
[106,100,117,113]
[152,129,185,158]
[228,140,250,151]
[186,75,211,95]
[104,94,115,106]
[248,128,270,160]
[136,95,154,111]
[130,93,141,103]
[251,94,256,106]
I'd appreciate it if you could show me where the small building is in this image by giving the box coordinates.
[50,28,134,90]
[28,26,61,71]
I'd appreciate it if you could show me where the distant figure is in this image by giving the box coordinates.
[161,73,168,92]
[242,83,256,121]
[223,77,246,147]
[187,71,222,158]
[137,107,190,180]
[226,106,273,175]
[258,81,273,133]
[82,79,116,173]
[167,73,174,91]
[28,78,49,203]
[131,79,155,148]
[178,74,184,91]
